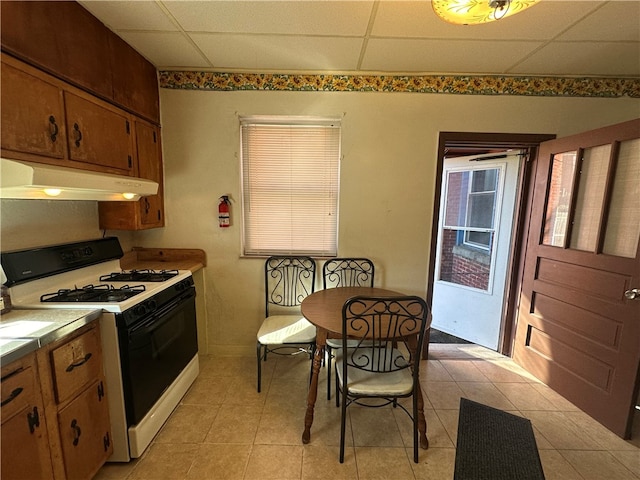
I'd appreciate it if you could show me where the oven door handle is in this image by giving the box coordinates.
[128,288,195,337]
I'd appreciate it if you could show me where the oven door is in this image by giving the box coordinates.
[118,287,197,425]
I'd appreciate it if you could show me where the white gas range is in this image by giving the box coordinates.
[1,238,200,462]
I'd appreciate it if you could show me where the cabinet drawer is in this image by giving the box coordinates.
[51,327,103,404]
[1,364,37,422]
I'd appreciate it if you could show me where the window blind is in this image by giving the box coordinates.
[240,116,341,256]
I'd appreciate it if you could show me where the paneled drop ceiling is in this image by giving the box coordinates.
[79,0,640,77]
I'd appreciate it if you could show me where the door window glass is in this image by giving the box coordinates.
[603,138,640,258]
[543,151,577,247]
[570,144,611,252]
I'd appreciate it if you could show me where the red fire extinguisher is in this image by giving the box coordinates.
[218,195,231,228]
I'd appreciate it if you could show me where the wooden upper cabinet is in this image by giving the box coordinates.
[1,1,113,100]
[64,91,134,175]
[109,34,160,123]
[1,54,136,176]
[98,120,165,230]
[1,1,160,123]
[1,58,66,161]
[136,121,165,227]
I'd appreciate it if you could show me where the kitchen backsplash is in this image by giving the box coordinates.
[0,199,134,252]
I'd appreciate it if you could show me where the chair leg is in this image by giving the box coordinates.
[339,390,348,463]
[335,365,340,407]
[257,342,263,393]
[326,344,332,400]
[413,394,419,463]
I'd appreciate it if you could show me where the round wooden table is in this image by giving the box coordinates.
[300,287,429,449]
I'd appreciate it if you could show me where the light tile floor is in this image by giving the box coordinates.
[95,344,640,480]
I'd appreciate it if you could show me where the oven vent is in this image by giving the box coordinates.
[0,158,158,201]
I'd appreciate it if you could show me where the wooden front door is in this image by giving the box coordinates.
[513,118,640,438]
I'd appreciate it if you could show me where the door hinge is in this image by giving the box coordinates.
[126,120,130,134]
[153,131,157,143]
[128,155,132,168]
[27,406,40,434]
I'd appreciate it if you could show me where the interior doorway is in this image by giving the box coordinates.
[426,132,555,356]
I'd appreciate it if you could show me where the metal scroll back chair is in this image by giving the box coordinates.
[336,295,430,463]
[323,258,375,400]
[256,256,317,393]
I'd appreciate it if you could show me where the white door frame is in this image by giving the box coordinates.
[431,152,520,350]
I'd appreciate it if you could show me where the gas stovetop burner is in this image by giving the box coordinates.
[99,269,180,283]
[40,284,146,303]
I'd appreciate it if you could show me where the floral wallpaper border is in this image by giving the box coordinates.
[159,71,640,98]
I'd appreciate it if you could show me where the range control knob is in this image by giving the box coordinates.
[145,299,157,312]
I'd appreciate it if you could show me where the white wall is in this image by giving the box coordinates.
[0,200,134,252]
[132,89,638,355]
[1,89,637,354]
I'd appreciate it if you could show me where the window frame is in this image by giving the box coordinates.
[463,169,499,252]
[239,115,342,257]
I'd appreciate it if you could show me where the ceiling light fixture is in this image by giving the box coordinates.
[432,0,540,25]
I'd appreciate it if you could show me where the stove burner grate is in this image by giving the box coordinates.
[99,269,180,283]
[40,284,146,303]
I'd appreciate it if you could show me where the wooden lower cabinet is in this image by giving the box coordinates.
[58,378,111,480]
[1,353,54,480]
[0,321,112,480]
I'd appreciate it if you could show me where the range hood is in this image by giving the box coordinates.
[0,158,158,201]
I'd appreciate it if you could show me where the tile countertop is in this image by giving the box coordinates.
[120,247,206,272]
[0,308,101,366]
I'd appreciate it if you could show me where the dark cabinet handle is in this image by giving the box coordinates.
[103,432,111,451]
[97,381,105,401]
[27,406,40,434]
[144,198,150,214]
[73,122,83,147]
[49,115,59,142]
[71,419,82,446]
[65,352,92,372]
[1,387,24,407]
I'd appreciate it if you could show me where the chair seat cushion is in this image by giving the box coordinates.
[257,315,317,345]
[336,348,413,396]
[326,338,363,348]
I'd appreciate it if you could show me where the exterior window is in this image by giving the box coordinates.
[240,116,341,256]
[439,166,502,291]
[464,169,498,250]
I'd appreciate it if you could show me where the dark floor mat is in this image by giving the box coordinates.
[454,398,546,480]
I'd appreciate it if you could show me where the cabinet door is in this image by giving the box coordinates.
[1,359,54,480]
[1,58,66,160]
[98,121,165,230]
[137,122,165,227]
[109,34,160,123]
[64,92,134,175]
[1,1,113,100]
[57,378,112,480]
